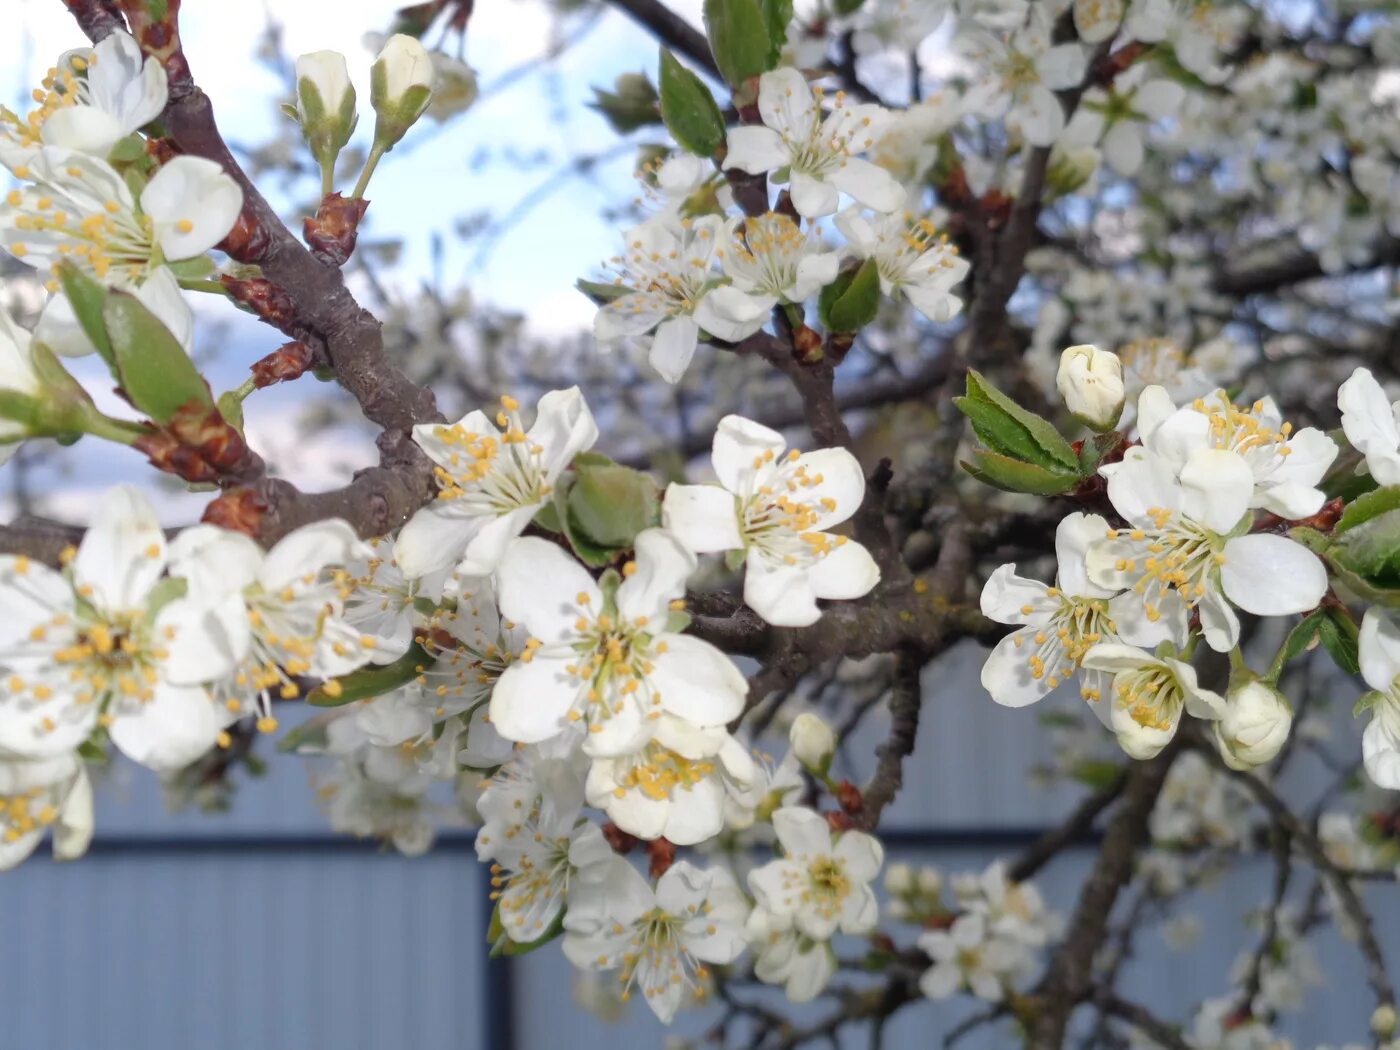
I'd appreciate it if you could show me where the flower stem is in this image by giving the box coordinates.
[80,412,148,446]
[177,278,230,295]
[350,143,387,200]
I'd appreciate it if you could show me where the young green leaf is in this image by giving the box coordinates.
[703,0,773,88]
[961,450,1079,495]
[760,0,794,63]
[658,49,726,157]
[103,291,213,424]
[55,262,114,367]
[307,644,429,706]
[819,258,881,332]
[963,370,1079,471]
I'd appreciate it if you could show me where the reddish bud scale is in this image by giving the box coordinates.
[304,193,371,267]
[1093,42,1148,86]
[135,401,259,485]
[218,210,273,265]
[835,779,865,816]
[825,331,855,362]
[220,276,297,328]
[251,341,314,388]
[825,810,857,833]
[980,191,1013,230]
[939,164,973,207]
[201,487,269,537]
[601,822,640,855]
[1253,497,1345,535]
[145,137,178,166]
[792,324,824,363]
[646,838,677,879]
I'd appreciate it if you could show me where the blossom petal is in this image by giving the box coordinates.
[74,484,165,612]
[792,447,866,529]
[723,125,788,175]
[772,805,832,857]
[806,540,879,601]
[744,556,819,626]
[1363,715,1400,790]
[109,684,225,772]
[1360,609,1400,695]
[662,484,743,553]
[981,629,1054,707]
[1179,448,1252,534]
[981,564,1055,623]
[1219,534,1326,616]
[693,286,772,343]
[788,170,840,218]
[140,155,243,260]
[712,414,786,493]
[487,654,577,743]
[648,315,700,384]
[617,528,695,622]
[757,67,819,141]
[495,536,600,644]
[651,634,746,727]
[393,503,479,580]
[528,387,600,480]
[827,157,905,214]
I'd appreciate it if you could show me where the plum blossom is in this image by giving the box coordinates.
[958,6,1088,147]
[585,715,756,845]
[1065,76,1186,176]
[724,67,904,219]
[745,905,836,1002]
[1081,642,1226,759]
[918,912,1031,1002]
[980,512,1181,717]
[0,30,166,163]
[1339,367,1400,487]
[834,207,970,323]
[490,529,747,756]
[662,415,879,627]
[166,518,377,715]
[563,859,749,1023]
[0,486,233,770]
[394,389,598,579]
[0,749,93,870]
[696,213,840,340]
[1128,386,1337,520]
[593,215,749,383]
[1087,445,1328,652]
[1357,609,1400,790]
[748,806,882,940]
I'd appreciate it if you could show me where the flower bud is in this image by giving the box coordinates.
[1373,1004,1398,1038]
[426,52,479,122]
[1056,344,1125,432]
[1213,680,1293,770]
[917,867,943,897]
[884,862,914,895]
[789,713,836,774]
[1046,144,1100,198]
[370,34,435,149]
[294,50,358,176]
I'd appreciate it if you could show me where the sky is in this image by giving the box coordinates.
[2,0,710,521]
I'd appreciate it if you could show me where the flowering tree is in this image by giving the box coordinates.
[3,0,1400,1045]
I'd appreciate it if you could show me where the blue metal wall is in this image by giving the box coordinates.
[1,641,1392,1048]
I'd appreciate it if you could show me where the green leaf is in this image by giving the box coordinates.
[831,0,865,13]
[1273,610,1325,676]
[307,643,429,706]
[1336,485,1400,534]
[1070,759,1123,791]
[1317,607,1360,676]
[702,0,773,88]
[962,370,1079,471]
[658,49,726,157]
[588,73,661,134]
[552,474,618,568]
[1332,507,1400,582]
[576,278,633,305]
[55,262,114,367]
[953,395,1047,465]
[1354,689,1387,718]
[960,451,1079,495]
[723,546,747,572]
[103,291,213,424]
[819,258,881,332]
[567,458,660,549]
[759,0,794,63]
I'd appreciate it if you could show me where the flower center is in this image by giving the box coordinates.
[1011,593,1115,697]
[430,396,553,514]
[613,904,712,1002]
[1113,665,1182,731]
[0,55,96,147]
[5,182,155,285]
[807,856,852,906]
[1105,512,1227,618]
[1194,392,1293,478]
[741,449,844,568]
[612,743,716,801]
[0,787,59,844]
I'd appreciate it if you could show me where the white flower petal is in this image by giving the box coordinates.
[662,484,743,553]
[1219,534,1326,616]
[109,684,224,772]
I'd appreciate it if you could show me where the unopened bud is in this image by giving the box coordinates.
[1046,143,1100,198]
[790,712,837,774]
[370,34,434,150]
[1373,1004,1398,1037]
[917,867,943,897]
[1214,679,1293,771]
[426,52,478,122]
[294,50,358,175]
[884,862,913,895]
[1056,344,1125,432]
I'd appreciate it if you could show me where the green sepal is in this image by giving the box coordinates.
[143,576,188,619]
[532,500,564,534]
[703,0,774,88]
[217,391,245,432]
[588,73,662,134]
[576,278,634,305]
[1355,689,1387,718]
[166,255,217,280]
[723,546,748,572]
[107,134,146,165]
[658,49,726,157]
[960,450,1079,495]
[1336,485,1400,534]
[307,643,430,706]
[103,290,213,424]
[488,904,566,958]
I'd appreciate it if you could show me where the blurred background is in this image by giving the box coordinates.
[2,0,1397,1047]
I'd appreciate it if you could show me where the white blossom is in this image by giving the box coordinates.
[833,207,970,322]
[1080,642,1226,759]
[0,749,92,870]
[1339,367,1400,487]
[663,414,879,627]
[562,859,749,1023]
[724,67,904,219]
[1358,608,1400,791]
[748,806,882,940]
[745,905,836,1002]
[394,389,598,579]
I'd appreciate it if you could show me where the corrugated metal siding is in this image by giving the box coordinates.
[1,647,1390,1048]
